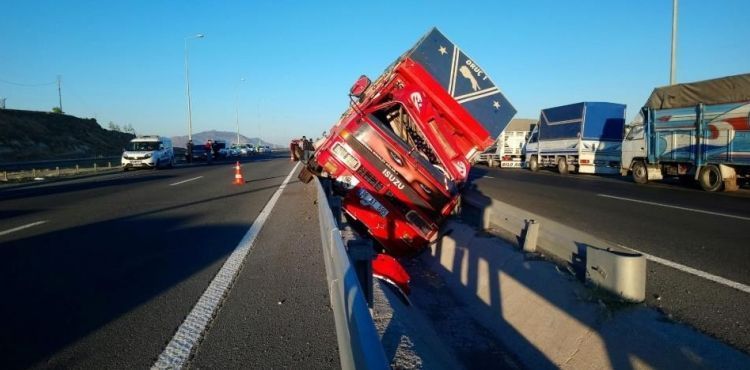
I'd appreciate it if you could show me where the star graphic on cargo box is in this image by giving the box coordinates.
[492,100,501,109]
[438,46,447,55]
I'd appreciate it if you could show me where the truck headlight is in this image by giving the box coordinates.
[332,143,360,170]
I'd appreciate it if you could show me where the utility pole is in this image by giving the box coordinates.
[670,0,678,85]
[57,75,63,112]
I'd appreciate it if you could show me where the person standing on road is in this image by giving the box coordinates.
[300,136,308,163]
[211,141,219,161]
[187,139,193,163]
[304,138,314,162]
[205,140,213,165]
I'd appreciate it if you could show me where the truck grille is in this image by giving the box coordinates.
[356,166,384,191]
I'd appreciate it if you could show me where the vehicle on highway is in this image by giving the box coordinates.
[186,145,208,161]
[121,135,174,170]
[299,28,515,294]
[232,144,249,157]
[524,102,626,175]
[474,118,536,168]
[621,73,750,191]
[212,140,227,160]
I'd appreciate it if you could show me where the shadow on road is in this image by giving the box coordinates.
[426,188,749,369]
[0,183,286,369]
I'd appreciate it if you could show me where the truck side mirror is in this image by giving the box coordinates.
[349,75,371,99]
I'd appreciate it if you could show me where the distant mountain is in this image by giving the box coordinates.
[172,130,279,148]
[0,109,135,162]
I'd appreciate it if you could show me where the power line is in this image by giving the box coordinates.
[0,77,57,87]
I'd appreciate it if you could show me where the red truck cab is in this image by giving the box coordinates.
[303,28,516,280]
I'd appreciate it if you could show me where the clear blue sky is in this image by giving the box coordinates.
[2,0,748,146]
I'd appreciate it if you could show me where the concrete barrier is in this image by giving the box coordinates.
[463,189,646,302]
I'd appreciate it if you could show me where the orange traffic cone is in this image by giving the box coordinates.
[233,161,244,185]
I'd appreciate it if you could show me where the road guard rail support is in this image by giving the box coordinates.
[0,156,122,171]
[315,177,389,370]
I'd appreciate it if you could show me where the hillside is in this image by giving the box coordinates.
[172,130,279,148]
[0,109,135,162]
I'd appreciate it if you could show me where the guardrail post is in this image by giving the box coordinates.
[108,162,111,169]
[75,164,79,174]
[482,207,493,230]
[32,168,36,177]
[94,163,97,172]
[56,166,60,176]
[347,239,375,308]
[586,247,646,302]
[522,219,539,253]
[2,171,6,181]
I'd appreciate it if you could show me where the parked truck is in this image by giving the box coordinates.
[621,73,750,191]
[474,118,536,168]
[300,28,515,292]
[524,102,626,175]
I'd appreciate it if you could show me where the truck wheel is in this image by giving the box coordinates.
[529,156,539,172]
[632,161,648,184]
[698,165,724,192]
[557,157,569,175]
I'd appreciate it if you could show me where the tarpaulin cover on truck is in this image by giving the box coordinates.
[402,28,516,138]
[645,73,750,109]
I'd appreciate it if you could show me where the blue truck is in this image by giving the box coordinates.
[524,102,626,174]
[621,73,750,191]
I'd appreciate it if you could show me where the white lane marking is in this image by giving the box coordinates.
[598,194,750,222]
[0,221,48,237]
[152,162,300,369]
[620,245,750,294]
[482,176,495,179]
[169,176,203,186]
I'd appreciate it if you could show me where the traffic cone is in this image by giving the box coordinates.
[233,161,244,185]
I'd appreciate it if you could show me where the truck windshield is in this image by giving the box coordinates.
[366,107,450,185]
[625,125,644,140]
[127,142,159,151]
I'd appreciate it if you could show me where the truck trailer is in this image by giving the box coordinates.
[474,118,536,168]
[524,102,626,175]
[621,73,750,191]
[300,28,515,290]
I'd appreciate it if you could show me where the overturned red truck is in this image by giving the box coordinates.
[301,28,516,291]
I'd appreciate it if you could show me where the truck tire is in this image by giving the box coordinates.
[557,157,569,175]
[529,156,539,172]
[698,165,724,192]
[632,161,648,184]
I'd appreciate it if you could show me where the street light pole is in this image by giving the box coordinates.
[670,0,678,85]
[236,78,245,146]
[184,33,204,142]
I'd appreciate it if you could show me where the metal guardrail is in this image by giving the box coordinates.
[315,177,389,370]
[0,156,122,171]
[463,189,646,302]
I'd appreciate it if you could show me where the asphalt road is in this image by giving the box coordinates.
[469,166,750,353]
[0,154,338,369]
